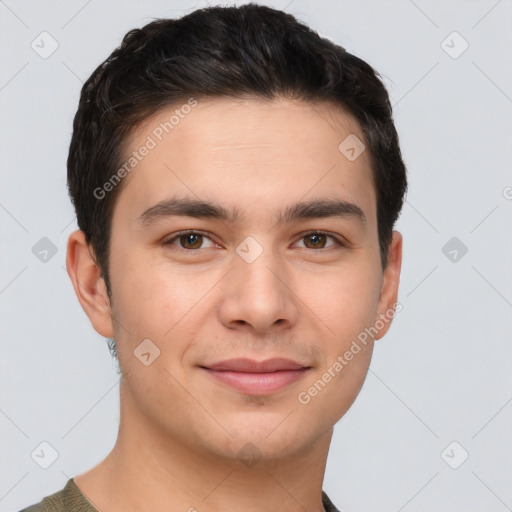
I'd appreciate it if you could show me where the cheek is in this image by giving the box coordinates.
[296,287,377,426]
[299,344,373,429]
[293,261,380,411]
[108,251,165,349]
[109,255,209,360]
[296,259,382,335]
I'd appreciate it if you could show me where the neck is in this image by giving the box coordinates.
[74,377,333,512]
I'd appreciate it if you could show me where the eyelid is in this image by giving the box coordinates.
[162,229,218,250]
[294,230,346,247]
[162,229,347,251]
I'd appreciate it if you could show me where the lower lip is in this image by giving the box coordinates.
[201,368,309,395]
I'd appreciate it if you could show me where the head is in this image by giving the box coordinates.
[66,4,406,465]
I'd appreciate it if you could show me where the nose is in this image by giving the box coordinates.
[217,247,300,334]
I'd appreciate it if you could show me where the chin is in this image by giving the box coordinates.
[201,417,317,463]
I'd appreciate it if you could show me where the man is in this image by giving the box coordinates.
[20,3,406,511]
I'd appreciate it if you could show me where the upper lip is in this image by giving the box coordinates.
[203,358,309,373]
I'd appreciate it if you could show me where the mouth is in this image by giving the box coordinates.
[199,358,311,395]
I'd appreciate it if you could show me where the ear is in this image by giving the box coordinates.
[374,231,403,340]
[66,229,114,338]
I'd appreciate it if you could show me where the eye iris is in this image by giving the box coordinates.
[181,233,202,249]
[305,233,326,249]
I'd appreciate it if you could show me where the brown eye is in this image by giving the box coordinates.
[303,233,327,249]
[164,231,217,251]
[296,232,343,250]
[178,233,203,249]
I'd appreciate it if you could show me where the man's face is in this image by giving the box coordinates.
[98,97,400,462]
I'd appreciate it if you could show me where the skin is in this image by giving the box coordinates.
[66,96,402,512]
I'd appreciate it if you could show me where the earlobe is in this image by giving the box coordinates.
[374,231,403,340]
[66,229,114,338]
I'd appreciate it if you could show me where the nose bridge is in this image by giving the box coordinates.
[234,237,286,300]
[218,236,299,332]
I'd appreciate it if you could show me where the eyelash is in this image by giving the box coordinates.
[162,230,346,253]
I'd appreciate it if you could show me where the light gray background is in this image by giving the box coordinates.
[1,1,511,511]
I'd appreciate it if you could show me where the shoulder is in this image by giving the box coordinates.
[17,479,94,512]
[17,485,65,512]
[18,505,44,512]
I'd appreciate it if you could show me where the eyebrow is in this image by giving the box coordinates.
[137,197,366,227]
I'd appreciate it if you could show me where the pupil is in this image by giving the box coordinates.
[182,234,201,248]
[308,234,324,248]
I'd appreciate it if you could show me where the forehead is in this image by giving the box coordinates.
[113,96,376,226]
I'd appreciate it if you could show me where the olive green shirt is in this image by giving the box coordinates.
[19,478,340,512]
